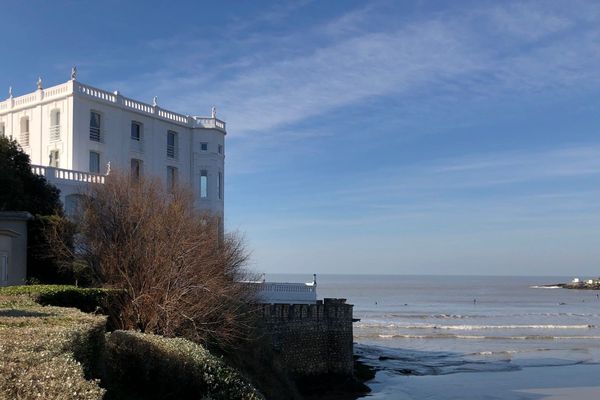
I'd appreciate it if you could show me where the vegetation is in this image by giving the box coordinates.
[0,286,264,399]
[0,285,114,313]
[104,330,264,400]
[0,136,75,283]
[0,292,106,400]
[0,136,61,215]
[49,172,258,348]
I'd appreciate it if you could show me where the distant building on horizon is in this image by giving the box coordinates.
[0,69,225,224]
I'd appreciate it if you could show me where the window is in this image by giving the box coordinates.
[200,170,208,198]
[218,171,222,200]
[218,144,223,155]
[90,111,101,141]
[50,110,61,141]
[167,166,178,192]
[89,151,100,173]
[167,131,177,158]
[49,150,60,168]
[0,253,7,283]
[131,121,142,141]
[0,123,5,137]
[201,142,208,151]
[20,117,29,147]
[131,159,143,180]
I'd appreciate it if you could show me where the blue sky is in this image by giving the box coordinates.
[2,0,600,276]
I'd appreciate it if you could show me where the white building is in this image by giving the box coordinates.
[248,274,318,304]
[0,70,225,221]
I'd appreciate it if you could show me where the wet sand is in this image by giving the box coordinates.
[363,363,600,399]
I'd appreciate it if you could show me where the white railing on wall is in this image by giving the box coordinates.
[74,82,117,103]
[157,109,189,124]
[1,80,226,133]
[123,97,154,114]
[193,117,226,131]
[253,282,318,305]
[42,82,70,99]
[32,165,106,184]
[261,283,317,294]
[13,94,37,107]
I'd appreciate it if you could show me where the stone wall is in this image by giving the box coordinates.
[259,298,354,377]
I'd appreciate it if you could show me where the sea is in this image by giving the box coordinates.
[271,274,600,400]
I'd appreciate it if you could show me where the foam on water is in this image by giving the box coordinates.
[308,274,600,382]
[356,322,594,330]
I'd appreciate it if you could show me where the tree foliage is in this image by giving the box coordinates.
[0,136,72,283]
[50,172,258,348]
[0,136,61,215]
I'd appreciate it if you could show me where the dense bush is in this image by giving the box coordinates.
[54,172,257,347]
[0,295,106,399]
[104,330,264,400]
[0,285,114,313]
[0,136,73,283]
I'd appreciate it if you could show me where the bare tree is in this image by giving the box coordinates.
[51,172,258,348]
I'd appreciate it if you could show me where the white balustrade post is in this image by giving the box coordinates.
[45,166,55,185]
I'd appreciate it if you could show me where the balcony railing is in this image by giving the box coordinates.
[193,117,226,131]
[89,127,101,142]
[20,131,29,147]
[49,125,61,141]
[167,144,176,158]
[32,165,106,184]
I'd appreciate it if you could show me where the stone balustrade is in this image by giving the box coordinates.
[32,165,106,184]
[0,80,226,133]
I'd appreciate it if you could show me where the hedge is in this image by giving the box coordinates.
[104,330,264,400]
[0,295,106,399]
[0,285,114,313]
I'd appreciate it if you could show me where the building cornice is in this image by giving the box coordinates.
[0,79,226,134]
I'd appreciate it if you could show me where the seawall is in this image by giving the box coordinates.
[259,298,354,377]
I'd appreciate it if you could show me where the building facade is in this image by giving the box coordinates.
[0,72,225,220]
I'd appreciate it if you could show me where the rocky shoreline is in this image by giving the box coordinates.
[538,283,600,290]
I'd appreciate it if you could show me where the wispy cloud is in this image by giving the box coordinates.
[104,1,600,137]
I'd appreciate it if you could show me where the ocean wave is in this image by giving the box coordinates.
[530,285,562,289]
[355,323,595,330]
[359,312,600,323]
[383,313,479,319]
[359,333,600,340]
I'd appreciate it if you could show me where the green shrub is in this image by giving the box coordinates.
[0,285,114,313]
[105,330,264,400]
[0,296,106,399]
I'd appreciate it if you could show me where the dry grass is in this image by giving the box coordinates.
[0,295,106,400]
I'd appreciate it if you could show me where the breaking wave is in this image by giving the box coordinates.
[355,323,595,330]
[362,334,600,340]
